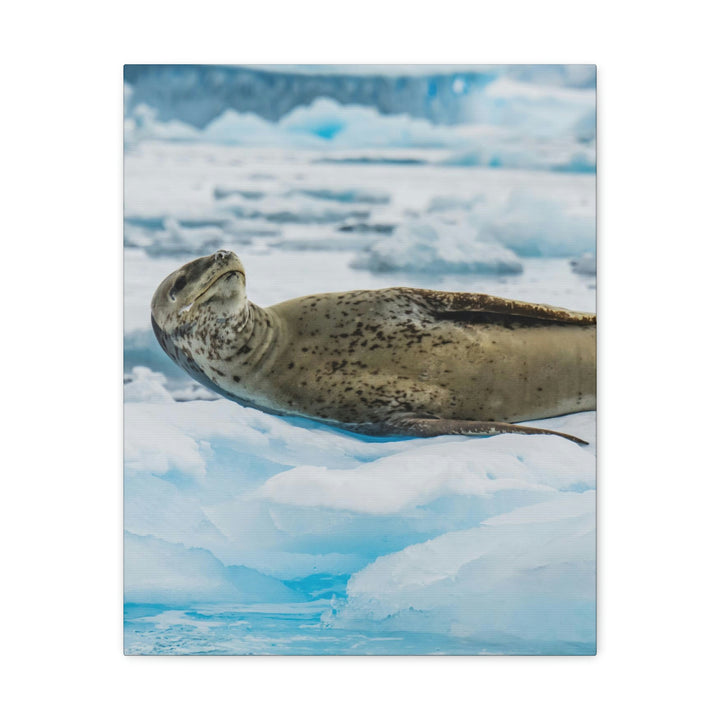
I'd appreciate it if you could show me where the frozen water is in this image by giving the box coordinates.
[218,193,372,225]
[124,366,174,403]
[351,219,523,274]
[257,425,594,514]
[124,70,596,654]
[330,491,595,646]
[469,192,596,258]
[481,78,596,136]
[571,253,597,275]
[124,366,219,402]
[124,142,594,270]
[124,99,467,151]
[440,141,595,173]
[293,187,391,204]
[124,392,595,653]
[124,64,595,129]
[144,218,226,257]
[124,74,595,173]
[125,532,305,605]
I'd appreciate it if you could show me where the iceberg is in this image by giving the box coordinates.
[124,64,594,129]
[571,253,597,275]
[481,78,596,136]
[189,99,467,150]
[351,220,523,275]
[469,192,596,258]
[124,66,596,174]
[124,98,595,175]
[124,103,200,146]
[124,64,501,127]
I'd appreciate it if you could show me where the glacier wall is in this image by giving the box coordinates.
[124,64,594,128]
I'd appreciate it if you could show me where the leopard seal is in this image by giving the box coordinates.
[151,250,596,444]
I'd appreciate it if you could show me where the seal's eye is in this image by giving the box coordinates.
[169,275,187,301]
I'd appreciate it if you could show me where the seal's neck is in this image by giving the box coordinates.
[229,302,281,364]
[192,301,283,377]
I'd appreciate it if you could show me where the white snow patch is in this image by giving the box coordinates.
[124,367,174,403]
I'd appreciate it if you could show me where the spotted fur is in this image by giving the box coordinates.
[151,251,596,443]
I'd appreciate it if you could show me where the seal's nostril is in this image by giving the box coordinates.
[214,250,230,260]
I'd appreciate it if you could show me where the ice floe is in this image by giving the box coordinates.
[124,392,595,649]
[125,91,595,174]
[125,532,304,605]
[571,253,597,275]
[351,220,523,274]
[329,491,595,645]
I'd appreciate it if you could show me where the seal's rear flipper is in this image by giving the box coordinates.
[386,417,589,445]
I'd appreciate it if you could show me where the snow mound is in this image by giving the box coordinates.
[124,367,174,403]
[329,491,595,647]
[351,220,523,274]
[125,396,595,576]
[124,533,303,605]
[280,99,462,148]
[171,383,220,402]
[124,387,595,648]
[124,103,199,146]
[349,189,595,273]
[134,99,466,150]
[571,253,597,275]
[257,432,594,514]
[470,192,596,258]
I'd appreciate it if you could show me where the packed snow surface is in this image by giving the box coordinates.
[124,397,596,654]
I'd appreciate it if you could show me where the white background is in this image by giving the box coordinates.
[3,1,718,717]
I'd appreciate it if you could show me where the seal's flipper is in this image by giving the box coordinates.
[386,416,589,445]
[403,288,596,326]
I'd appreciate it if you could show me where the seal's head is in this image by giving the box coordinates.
[151,250,247,334]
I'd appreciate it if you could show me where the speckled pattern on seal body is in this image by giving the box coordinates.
[151,251,596,444]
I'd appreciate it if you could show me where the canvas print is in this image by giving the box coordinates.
[124,64,596,655]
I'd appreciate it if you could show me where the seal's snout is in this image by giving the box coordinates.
[214,250,234,261]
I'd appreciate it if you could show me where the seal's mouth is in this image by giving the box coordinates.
[192,269,245,305]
